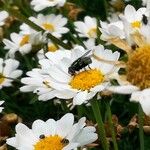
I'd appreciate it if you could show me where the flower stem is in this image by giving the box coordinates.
[4,7,71,50]
[138,103,144,150]
[106,102,118,150]
[90,99,109,150]
[99,0,108,20]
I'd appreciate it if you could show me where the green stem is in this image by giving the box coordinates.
[96,17,103,45]
[4,7,71,50]
[15,0,31,17]
[138,103,144,150]
[106,102,118,150]
[100,0,108,21]
[90,99,109,150]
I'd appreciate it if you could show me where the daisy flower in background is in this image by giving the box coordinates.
[29,14,69,38]
[6,113,98,150]
[0,101,4,113]
[45,45,120,105]
[119,5,147,30]
[20,69,57,101]
[0,11,8,26]
[0,58,22,89]
[74,16,97,39]
[31,0,66,11]
[105,16,150,115]
[3,32,46,58]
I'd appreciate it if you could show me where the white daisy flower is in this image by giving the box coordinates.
[6,113,98,150]
[74,16,97,39]
[0,11,8,26]
[3,32,46,58]
[104,23,150,115]
[29,14,69,38]
[31,0,66,11]
[119,5,147,29]
[20,68,56,101]
[100,21,125,41]
[0,101,4,113]
[46,45,120,105]
[0,58,22,89]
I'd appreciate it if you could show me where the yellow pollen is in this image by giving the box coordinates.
[69,69,104,91]
[34,135,65,150]
[0,74,5,84]
[126,44,150,89]
[48,44,58,52]
[131,21,141,28]
[42,23,55,32]
[20,35,29,46]
[87,28,97,38]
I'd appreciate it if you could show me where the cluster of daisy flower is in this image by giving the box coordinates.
[100,4,150,115]
[0,0,150,149]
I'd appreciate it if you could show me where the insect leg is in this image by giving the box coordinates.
[88,64,91,69]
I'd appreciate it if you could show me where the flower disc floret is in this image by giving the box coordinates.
[127,44,150,89]
[69,69,104,91]
[34,135,65,150]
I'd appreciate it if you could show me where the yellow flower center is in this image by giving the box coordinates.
[87,28,97,38]
[48,44,58,52]
[20,35,29,46]
[126,44,150,89]
[69,69,104,91]
[0,74,5,84]
[131,21,141,28]
[34,135,66,150]
[42,23,55,32]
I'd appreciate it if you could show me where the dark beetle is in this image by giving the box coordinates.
[68,50,92,76]
[61,138,69,145]
[142,14,148,25]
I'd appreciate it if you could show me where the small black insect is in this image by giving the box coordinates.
[131,44,138,50]
[61,138,69,145]
[142,14,148,25]
[68,50,92,75]
[39,134,45,139]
